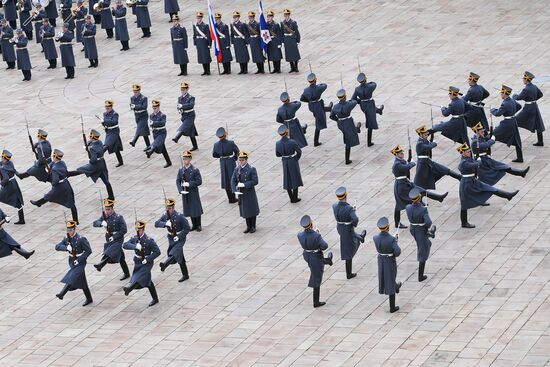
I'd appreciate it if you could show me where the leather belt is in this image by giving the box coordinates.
[58,178,67,183]
[84,36,95,38]
[337,221,352,225]
[410,223,425,226]
[134,109,146,113]
[16,47,27,50]
[309,99,320,103]
[524,101,537,104]
[378,253,394,257]
[503,117,514,120]
[304,249,320,253]
[136,4,147,7]
[59,42,72,45]
[361,98,372,101]
[417,155,430,159]
[195,36,206,39]
[466,101,484,107]
[105,124,119,130]
[395,176,407,180]
[284,33,293,36]
[462,173,475,177]
[282,154,296,158]
[75,19,84,23]
[338,117,350,121]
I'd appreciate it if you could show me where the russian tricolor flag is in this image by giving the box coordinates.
[207,0,222,62]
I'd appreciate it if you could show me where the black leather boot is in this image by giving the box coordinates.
[426,191,448,203]
[346,260,356,279]
[179,262,189,282]
[367,128,374,147]
[123,282,138,296]
[389,294,399,313]
[313,287,325,308]
[82,287,93,306]
[534,131,544,146]
[160,256,175,272]
[448,169,462,180]
[56,284,71,300]
[418,261,427,282]
[394,208,407,229]
[461,209,475,228]
[506,166,530,178]
[345,146,351,165]
[512,146,524,163]
[14,209,25,225]
[148,283,159,306]
[119,259,130,280]
[314,129,321,146]
[94,256,109,272]
[13,246,35,259]
[494,189,519,201]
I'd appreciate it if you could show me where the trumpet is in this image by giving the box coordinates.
[93,0,104,12]
[54,31,63,41]
[1,0,8,5]
[63,3,84,23]
[22,11,38,27]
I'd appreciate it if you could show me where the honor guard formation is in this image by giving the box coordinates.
[1,1,549,365]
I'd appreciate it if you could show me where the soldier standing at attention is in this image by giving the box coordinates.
[246,11,265,74]
[112,0,130,51]
[491,85,524,162]
[83,15,99,68]
[330,89,361,165]
[266,10,282,73]
[214,13,232,75]
[212,127,239,204]
[40,18,58,69]
[14,28,32,81]
[129,84,151,149]
[145,100,172,168]
[513,71,545,147]
[56,23,76,79]
[99,0,115,39]
[275,125,303,203]
[373,217,402,313]
[230,11,249,75]
[0,208,34,259]
[101,100,124,167]
[300,73,332,146]
[351,72,384,146]
[280,9,300,73]
[193,11,212,76]
[134,0,151,38]
[0,150,25,224]
[173,82,199,150]
[231,152,260,233]
[176,151,203,232]
[164,0,179,23]
[170,15,188,76]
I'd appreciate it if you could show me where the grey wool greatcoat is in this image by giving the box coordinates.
[298,229,328,288]
[352,82,379,130]
[171,24,189,65]
[405,202,432,262]
[230,20,249,63]
[458,156,498,210]
[130,93,149,137]
[393,158,426,211]
[176,165,204,218]
[246,20,264,63]
[55,233,92,290]
[231,163,260,218]
[471,134,509,186]
[276,102,307,148]
[266,21,282,62]
[300,83,328,130]
[154,211,190,265]
[373,231,401,295]
[330,100,360,147]
[135,0,151,28]
[0,161,24,210]
[15,35,32,71]
[149,111,167,153]
[0,26,16,63]
[212,139,239,189]
[433,98,469,144]
[275,136,303,190]
[332,201,361,261]
[83,23,98,60]
[463,84,490,130]
[123,233,160,287]
[58,31,76,68]
[24,140,51,182]
[280,19,300,62]
[164,0,179,14]
[413,138,453,190]
[40,24,58,60]
[215,21,232,63]
[192,21,211,64]
[0,209,22,258]
[514,83,545,133]
[92,212,127,262]
[112,6,130,42]
[102,110,123,153]
[100,0,114,29]
[491,97,522,148]
[76,140,108,183]
[43,160,75,208]
[177,93,197,136]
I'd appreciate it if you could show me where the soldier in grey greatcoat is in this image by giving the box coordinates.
[145,100,172,168]
[352,73,384,146]
[176,151,203,232]
[280,9,300,73]
[214,13,233,75]
[101,100,124,167]
[193,12,212,75]
[514,71,545,146]
[112,0,130,51]
[98,0,114,38]
[491,85,523,162]
[170,15,188,75]
[231,151,260,233]
[56,23,76,79]
[373,217,402,313]
[431,86,469,145]
[300,73,332,146]
[129,84,150,148]
[246,11,264,74]
[13,29,32,81]
[134,0,151,37]
[277,92,308,148]
[0,208,34,259]
[330,89,362,164]
[231,11,249,74]
[266,10,282,73]
[212,127,240,203]
[164,0,179,22]
[275,125,303,203]
[0,150,25,224]
[40,19,58,69]
[83,16,99,67]
[17,129,51,183]
[173,82,199,150]
[462,72,490,130]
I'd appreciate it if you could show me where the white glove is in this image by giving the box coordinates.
[130,104,135,109]
[101,220,107,228]
[73,260,78,266]
[164,223,171,228]
[440,105,445,109]
[4,216,10,223]
[177,103,183,109]
[182,182,190,187]
[135,243,142,251]
[490,135,496,141]
[173,236,179,241]
[142,259,147,264]
[66,244,73,252]
[237,182,245,188]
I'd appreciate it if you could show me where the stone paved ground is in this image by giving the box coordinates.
[1,0,549,366]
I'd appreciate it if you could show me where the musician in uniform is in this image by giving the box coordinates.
[17,129,51,182]
[413,125,461,190]
[230,11,249,74]
[1,19,16,70]
[163,0,179,23]
[57,23,75,79]
[280,9,300,73]
[277,92,307,148]
[193,11,211,76]
[329,89,361,165]
[373,217,402,313]
[45,0,58,26]
[471,122,529,185]
[92,198,130,280]
[89,0,100,24]
[406,188,436,282]
[246,11,264,74]
[491,85,524,162]
[112,0,129,51]
[154,198,191,282]
[67,129,115,200]
[170,15,188,76]
[97,0,114,38]
[14,28,32,81]
[129,84,150,148]
[3,0,17,29]
[297,215,333,308]
[59,0,73,31]
[74,1,88,49]
[391,145,448,229]
[212,127,239,203]
[19,0,33,40]
[352,73,384,146]
[173,82,199,150]
[0,208,34,259]
[176,150,203,232]
[275,125,303,203]
[122,219,161,307]
[30,149,79,223]
[457,143,519,228]
[134,0,151,38]
[0,150,25,225]
[333,186,366,279]
[231,151,259,233]
[265,10,282,73]
[214,13,232,74]
[300,73,332,146]
[40,18,58,69]
[145,100,172,168]
[54,220,93,306]
[83,15,99,67]
[514,71,545,147]
[463,72,490,130]
[431,86,469,145]
[31,4,46,46]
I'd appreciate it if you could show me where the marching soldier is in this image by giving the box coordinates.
[231,151,260,233]
[135,0,151,38]
[391,145,448,229]
[13,28,32,81]
[463,72,490,130]
[92,198,130,280]
[193,11,212,76]
[214,13,232,75]
[491,85,523,162]
[19,0,34,40]
[17,129,51,182]
[101,100,124,167]
[352,73,384,146]
[281,9,300,73]
[129,84,150,148]
[145,100,172,168]
[266,10,282,73]
[56,23,76,79]
[173,82,199,150]
[297,215,333,308]
[170,15,188,76]
[231,11,249,74]
[59,0,73,31]
[1,19,16,70]
[333,187,367,279]
[176,151,203,231]
[122,219,161,307]
[45,0,58,27]
[83,15,99,67]
[67,129,115,200]
[277,92,308,148]
[212,127,239,203]
[431,86,469,145]
[30,149,79,224]
[514,71,545,146]
[54,220,93,306]
[246,11,265,74]
[40,18,58,69]
[329,89,361,165]
[373,217,402,313]
[74,1,88,49]
[98,0,115,38]
[0,208,34,259]
[154,198,191,282]
[275,125,303,203]
[471,122,529,185]
[406,188,436,282]
[0,150,25,225]
[457,143,519,228]
[112,0,130,51]
[3,0,17,29]
[300,73,332,146]
[164,0,179,22]
[414,125,461,190]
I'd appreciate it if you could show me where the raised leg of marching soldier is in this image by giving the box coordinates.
[374,217,402,313]
[0,209,35,259]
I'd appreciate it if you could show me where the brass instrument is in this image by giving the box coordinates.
[22,11,38,27]
[54,31,63,41]
[63,3,84,23]
[93,0,104,12]
[2,0,9,6]
[125,0,136,7]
